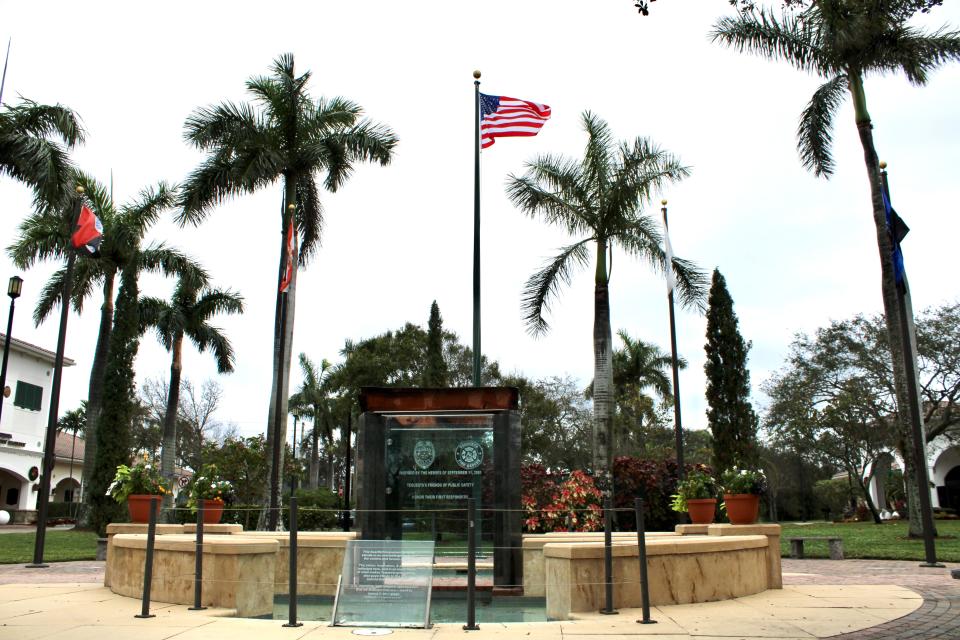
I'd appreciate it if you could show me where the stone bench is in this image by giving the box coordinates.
[544,533,774,620]
[522,531,676,596]
[109,533,278,617]
[789,536,844,560]
[227,531,356,596]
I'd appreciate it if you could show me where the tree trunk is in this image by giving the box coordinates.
[309,413,320,490]
[160,333,184,520]
[849,72,933,537]
[592,238,614,492]
[260,178,300,528]
[852,469,883,524]
[79,270,115,524]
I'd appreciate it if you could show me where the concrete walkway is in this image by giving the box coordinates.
[0,558,956,639]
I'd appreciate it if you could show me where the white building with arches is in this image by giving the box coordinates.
[0,333,75,523]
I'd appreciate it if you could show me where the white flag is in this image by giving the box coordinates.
[663,223,676,294]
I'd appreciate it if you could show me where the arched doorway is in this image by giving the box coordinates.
[942,465,960,513]
[53,477,80,503]
[0,467,27,510]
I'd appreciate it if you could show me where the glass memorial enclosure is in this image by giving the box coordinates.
[356,387,522,589]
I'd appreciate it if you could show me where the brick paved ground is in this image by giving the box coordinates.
[3,557,959,637]
[783,559,960,639]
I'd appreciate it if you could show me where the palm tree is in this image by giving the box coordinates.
[0,98,84,205]
[288,354,333,490]
[593,331,686,455]
[7,173,207,511]
[57,403,85,515]
[140,278,243,513]
[506,112,707,487]
[711,0,960,536]
[612,330,679,404]
[178,53,398,520]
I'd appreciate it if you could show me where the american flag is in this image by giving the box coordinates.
[479,93,551,149]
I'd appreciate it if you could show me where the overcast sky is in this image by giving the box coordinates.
[2,0,958,442]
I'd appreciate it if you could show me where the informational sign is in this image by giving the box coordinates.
[331,539,435,628]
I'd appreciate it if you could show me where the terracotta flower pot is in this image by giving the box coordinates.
[201,499,224,524]
[723,493,760,525]
[127,494,162,523]
[686,498,718,524]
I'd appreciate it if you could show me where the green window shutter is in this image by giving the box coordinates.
[13,381,43,411]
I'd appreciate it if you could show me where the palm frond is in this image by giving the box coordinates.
[797,74,848,177]
[616,227,708,313]
[521,239,592,337]
[138,243,210,289]
[7,210,68,268]
[296,173,323,263]
[190,324,235,374]
[505,159,590,236]
[177,155,260,224]
[310,118,398,192]
[882,26,960,85]
[192,288,244,321]
[183,101,261,150]
[0,132,77,207]
[580,111,615,203]
[138,296,175,347]
[711,10,835,76]
[6,99,85,146]
[120,182,177,238]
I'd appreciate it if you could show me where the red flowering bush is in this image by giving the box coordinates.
[522,467,603,533]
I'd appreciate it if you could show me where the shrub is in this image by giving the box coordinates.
[612,456,684,531]
[720,467,767,495]
[282,487,340,531]
[813,478,853,521]
[671,466,718,513]
[522,468,603,533]
[107,460,170,503]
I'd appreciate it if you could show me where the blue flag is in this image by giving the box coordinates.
[882,187,909,293]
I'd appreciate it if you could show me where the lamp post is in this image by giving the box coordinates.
[0,275,23,425]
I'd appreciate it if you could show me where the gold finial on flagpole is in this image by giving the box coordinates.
[473,70,481,79]
[76,185,85,195]
[288,204,296,212]
[661,199,667,206]
[879,161,887,170]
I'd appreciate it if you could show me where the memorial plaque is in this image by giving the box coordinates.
[331,539,435,628]
[384,414,494,552]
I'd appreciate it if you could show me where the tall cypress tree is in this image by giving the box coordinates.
[704,268,758,474]
[87,259,140,536]
[423,300,448,387]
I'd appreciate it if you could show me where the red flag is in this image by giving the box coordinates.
[71,205,103,255]
[279,218,296,293]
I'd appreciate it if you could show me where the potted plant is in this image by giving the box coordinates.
[720,467,767,525]
[670,468,718,524]
[187,464,234,524]
[107,460,169,523]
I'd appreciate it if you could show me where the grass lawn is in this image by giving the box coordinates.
[0,530,99,564]
[779,520,960,562]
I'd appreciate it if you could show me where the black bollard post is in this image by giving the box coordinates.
[283,496,303,627]
[189,500,206,610]
[635,497,656,624]
[600,495,618,614]
[135,496,159,619]
[463,498,479,631]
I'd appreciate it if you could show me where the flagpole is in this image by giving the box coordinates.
[28,185,83,568]
[473,69,481,387]
[662,200,685,482]
[880,161,941,567]
[472,70,482,387]
[0,37,10,106]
